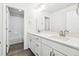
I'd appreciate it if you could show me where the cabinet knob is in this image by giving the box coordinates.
[53,53,55,56]
[50,51,52,56]
[50,51,55,56]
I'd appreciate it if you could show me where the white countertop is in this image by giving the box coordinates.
[28,32,79,50]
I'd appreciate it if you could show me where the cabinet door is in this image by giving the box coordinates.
[53,50,65,56]
[30,39,36,54]
[0,43,2,56]
[42,44,52,56]
[34,41,41,56]
[27,34,32,48]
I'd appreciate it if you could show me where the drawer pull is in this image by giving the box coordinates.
[50,51,55,56]
[36,38,39,40]
[53,53,55,56]
[50,51,52,56]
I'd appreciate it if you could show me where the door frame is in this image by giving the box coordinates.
[6,6,10,54]
[3,4,26,56]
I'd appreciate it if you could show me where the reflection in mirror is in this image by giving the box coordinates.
[66,8,79,37]
[44,16,50,31]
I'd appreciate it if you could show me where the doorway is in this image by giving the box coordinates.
[6,6,24,55]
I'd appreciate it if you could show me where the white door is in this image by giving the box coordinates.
[0,3,3,56]
[6,6,10,53]
[41,44,52,56]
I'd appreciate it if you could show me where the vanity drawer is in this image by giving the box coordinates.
[34,41,41,56]
[42,38,79,56]
[31,35,41,42]
[28,34,34,39]
[53,42,79,56]
[53,49,65,56]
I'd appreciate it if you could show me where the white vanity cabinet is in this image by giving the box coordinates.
[28,33,65,56]
[28,33,79,56]
[41,43,53,56]
[30,40,41,56]
[28,34,42,56]
[30,39,36,54]
[41,38,65,56]
[34,41,41,56]
[53,49,65,56]
[41,44,64,56]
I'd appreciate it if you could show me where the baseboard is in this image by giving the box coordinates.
[28,48,35,56]
[10,42,24,46]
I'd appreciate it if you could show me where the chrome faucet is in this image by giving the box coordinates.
[59,30,69,37]
[37,29,41,33]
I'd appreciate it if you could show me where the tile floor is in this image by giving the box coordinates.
[7,42,35,56]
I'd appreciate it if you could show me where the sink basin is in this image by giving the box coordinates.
[39,33,58,36]
[50,36,70,41]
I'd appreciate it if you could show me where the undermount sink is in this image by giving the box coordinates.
[39,33,58,37]
[50,35,70,41]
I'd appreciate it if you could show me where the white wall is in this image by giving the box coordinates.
[9,16,24,45]
[28,9,51,33]
[26,9,37,33]
[0,3,3,56]
[2,4,29,55]
[50,10,66,32]
[50,4,77,32]
[3,3,50,50]
[27,9,45,33]
[2,3,37,55]
[5,3,38,49]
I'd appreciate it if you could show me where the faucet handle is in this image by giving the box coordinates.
[59,30,63,36]
[64,29,69,33]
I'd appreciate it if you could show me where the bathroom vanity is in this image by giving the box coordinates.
[27,32,79,56]
[27,3,79,56]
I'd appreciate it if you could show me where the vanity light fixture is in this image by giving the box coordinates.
[34,4,46,12]
[37,4,46,11]
[18,9,22,12]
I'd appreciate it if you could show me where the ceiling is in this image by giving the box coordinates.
[8,3,76,16]
[8,7,24,17]
[31,3,75,14]
[44,3,75,13]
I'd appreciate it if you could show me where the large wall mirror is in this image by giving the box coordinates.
[66,9,79,33]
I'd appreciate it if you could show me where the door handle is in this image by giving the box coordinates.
[9,30,11,32]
